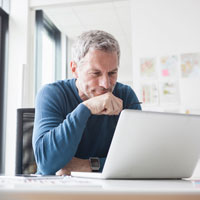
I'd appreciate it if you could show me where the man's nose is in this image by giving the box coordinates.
[99,75,110,89]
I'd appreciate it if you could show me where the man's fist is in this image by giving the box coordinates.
[83,92,123,115]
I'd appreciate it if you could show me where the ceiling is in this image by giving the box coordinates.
[43,0,133,82]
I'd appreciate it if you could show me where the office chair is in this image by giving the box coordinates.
[15,108,37,175]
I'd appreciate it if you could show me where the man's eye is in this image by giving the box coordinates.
[90,72,100,76]
[109,72,117,76]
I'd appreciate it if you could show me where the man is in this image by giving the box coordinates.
[33,30,141,175]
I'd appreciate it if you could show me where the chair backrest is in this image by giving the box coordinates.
[15,108,36,175]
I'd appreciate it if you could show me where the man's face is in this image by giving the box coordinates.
[72,48,118,100]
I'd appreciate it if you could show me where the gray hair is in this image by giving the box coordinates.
[71,30,120,66]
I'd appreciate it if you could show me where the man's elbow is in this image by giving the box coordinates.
[33,142,57,175]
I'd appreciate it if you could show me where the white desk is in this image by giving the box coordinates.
[0,176,200,200]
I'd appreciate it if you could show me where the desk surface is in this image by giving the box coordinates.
[0,176,200,200]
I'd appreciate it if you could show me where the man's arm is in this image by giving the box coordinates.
[33,85,92,175]
[54,93,123,176]
[33,85,123,175]
[56,157,106,175]
[56,157,92,176]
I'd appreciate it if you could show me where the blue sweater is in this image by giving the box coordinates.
[32,79,141,175]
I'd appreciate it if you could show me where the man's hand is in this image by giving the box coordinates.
[83,92,123,115]
[56,157,92,176]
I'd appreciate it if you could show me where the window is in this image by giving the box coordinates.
[0,7,8,175]
[41,30,55,85]
[35,10,61,95]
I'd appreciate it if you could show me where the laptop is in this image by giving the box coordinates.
[71,110,200,179]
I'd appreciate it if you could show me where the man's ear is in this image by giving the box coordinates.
[70,61,78,78]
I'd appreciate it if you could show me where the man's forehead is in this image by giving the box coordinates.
[86,66,118,74]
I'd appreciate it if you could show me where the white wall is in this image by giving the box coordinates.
[131,0,200,109]
[131,0,200,177]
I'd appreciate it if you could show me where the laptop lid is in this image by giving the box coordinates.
[71,110,200,179]
[101,110,200,179]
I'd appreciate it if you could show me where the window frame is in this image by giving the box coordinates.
[0,7,9,175]
[35,10,61,95]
